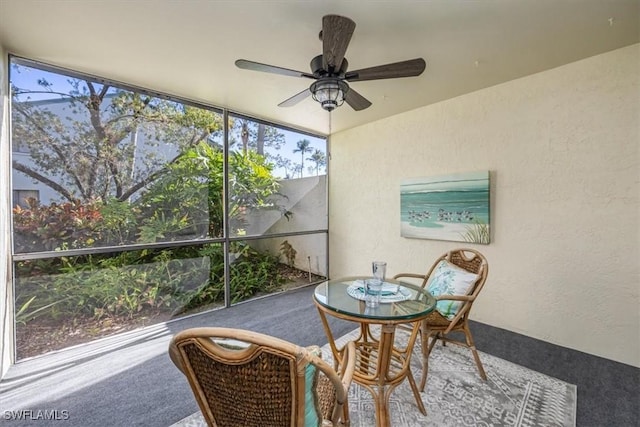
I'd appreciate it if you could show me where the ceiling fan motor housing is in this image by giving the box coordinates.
[310,54,349,77]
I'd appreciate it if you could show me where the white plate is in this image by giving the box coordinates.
[346,280,412,303]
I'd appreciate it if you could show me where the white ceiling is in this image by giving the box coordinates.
[0,0,638,136]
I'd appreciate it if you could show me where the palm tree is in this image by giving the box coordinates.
[306,149,326,176]
[293,139,313,178]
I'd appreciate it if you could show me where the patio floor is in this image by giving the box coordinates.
[0,284,637,426]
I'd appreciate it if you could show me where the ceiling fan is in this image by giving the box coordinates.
[235,14,426,112]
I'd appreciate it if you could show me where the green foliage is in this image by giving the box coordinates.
[138,142,280,240]
[15,246,208,321]
[13,141,282,250]
[15,242,287,326]
[96,199,140,245]
[138,141,224,239]
[15,296,71,325]
[137,212,193,243]
[229,250,281,302]
[13,140,287,333]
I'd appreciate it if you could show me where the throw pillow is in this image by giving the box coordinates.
[426,259,478,319]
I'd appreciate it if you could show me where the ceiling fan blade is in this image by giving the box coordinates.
[322,15,356,72]
[344,87,372,111]
[278,88,312,107]
[345,58,426,82]
[235,59,315,79]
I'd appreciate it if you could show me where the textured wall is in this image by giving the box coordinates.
[0,44,14,378]
[247,176,328,276]
[329,44,639,367]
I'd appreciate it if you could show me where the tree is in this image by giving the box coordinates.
[293,139,313,178]
[10,63,282,251]
[306,149,326,175]
[229,118,285,156]
[11,66,223,204]
[271,154,293,178]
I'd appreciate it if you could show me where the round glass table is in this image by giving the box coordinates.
[313,276,436,427]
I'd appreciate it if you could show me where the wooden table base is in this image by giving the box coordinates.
[317,311,426,427]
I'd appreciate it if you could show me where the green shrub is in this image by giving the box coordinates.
[15,242,284,324]
[178,242,283,311]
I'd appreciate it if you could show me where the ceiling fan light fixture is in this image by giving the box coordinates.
[310,79,349,111]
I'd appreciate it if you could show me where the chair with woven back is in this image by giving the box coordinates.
[169,327,356,427]
[393,248,488,391]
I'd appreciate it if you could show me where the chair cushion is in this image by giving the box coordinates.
[426,259,478,319]
[304,345,323,427]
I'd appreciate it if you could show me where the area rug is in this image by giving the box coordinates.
[171,327,577,427]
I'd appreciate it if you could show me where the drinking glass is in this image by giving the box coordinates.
[365,279,382,308]
[372,261,387,283]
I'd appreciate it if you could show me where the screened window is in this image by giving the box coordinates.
[225,114,328,238]
[9,57,328,360]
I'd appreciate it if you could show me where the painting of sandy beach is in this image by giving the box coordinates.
[401,171,490,244]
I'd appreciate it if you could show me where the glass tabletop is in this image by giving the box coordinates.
[313,276,436,322]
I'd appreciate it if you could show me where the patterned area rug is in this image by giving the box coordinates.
[171,328,577,427]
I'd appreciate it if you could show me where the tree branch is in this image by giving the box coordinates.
[118,150,187,201]
[108,159,123,198]
[13,161,76,202]
[118,166,167,202]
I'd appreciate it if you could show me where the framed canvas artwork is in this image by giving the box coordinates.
[400,171,490,244]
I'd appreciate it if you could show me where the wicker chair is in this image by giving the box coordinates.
[169,327,356,427]
[393,248,488,391]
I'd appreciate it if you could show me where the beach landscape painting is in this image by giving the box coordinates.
[401,171,490,244]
